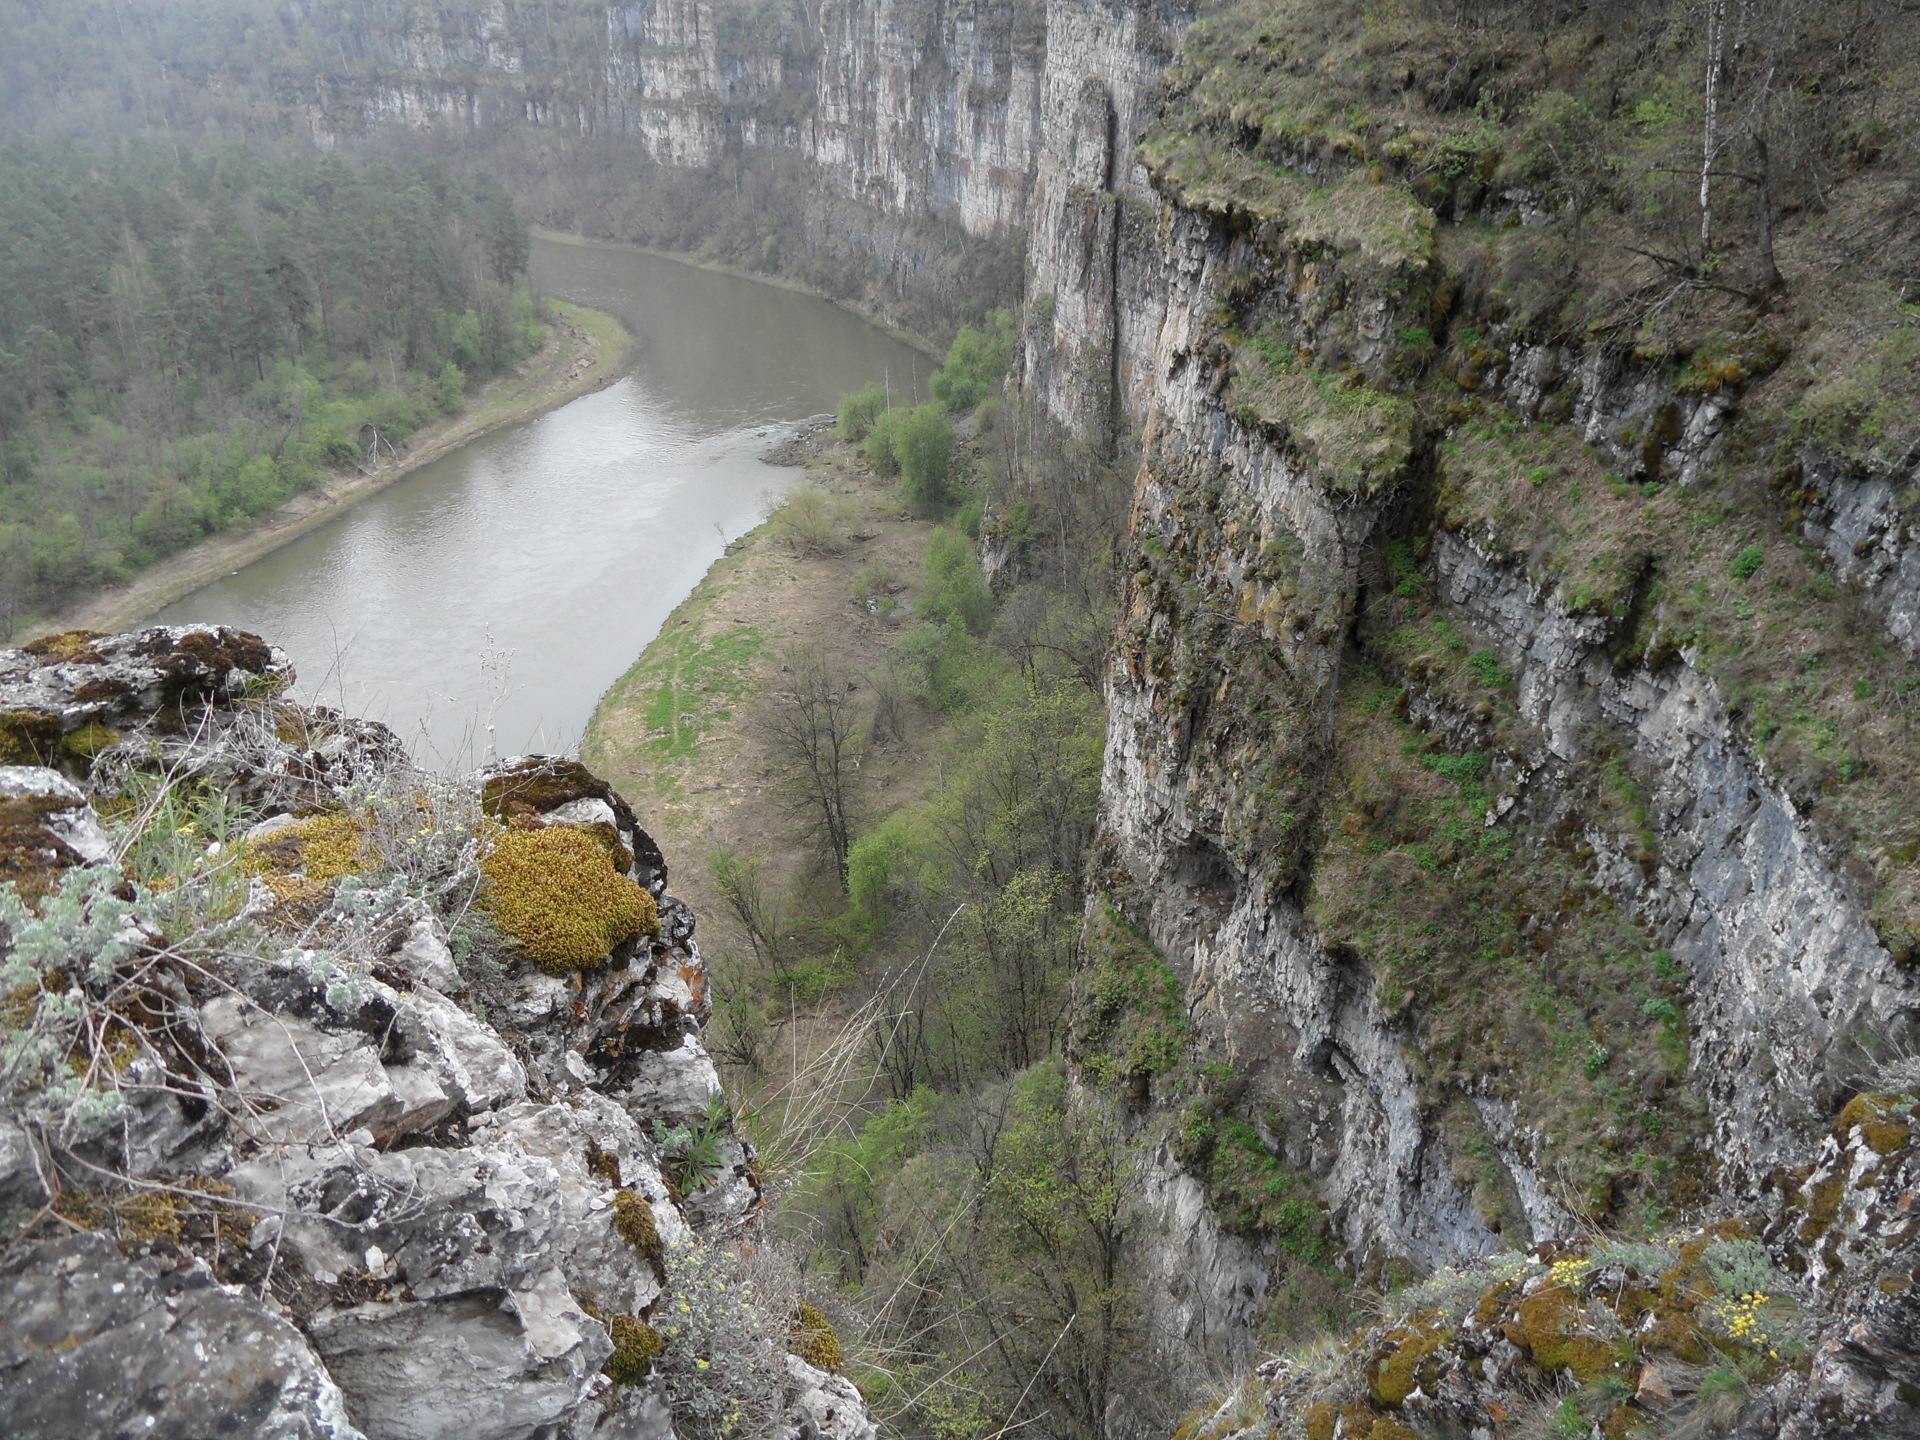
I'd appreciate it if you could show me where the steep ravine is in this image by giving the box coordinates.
[9,0,1920,1432]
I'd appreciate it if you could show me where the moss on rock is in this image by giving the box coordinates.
[242,811,371,906]
[1512,1285,1623,1381]
[604,1313,664,1386]
[479,823,658,972]
[23,629,111,664]
[793,1300,845,1373]
[1369,1311,1454,1405]
[612,1188,668,1283]
[1837,1092,1916,1157]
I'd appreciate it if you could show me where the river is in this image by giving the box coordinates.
[150,236,927,765]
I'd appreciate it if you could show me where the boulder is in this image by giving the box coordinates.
[1,626,291,777]
[0,765,112,900]
[784,1353,880,1440]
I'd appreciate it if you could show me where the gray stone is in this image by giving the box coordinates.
[783,1353,879,1440]
[396,912,465,994]
[307,1268,609,1440]
[0,1231,362,1440]
[0,768,114,897]
[201,997,450,1147]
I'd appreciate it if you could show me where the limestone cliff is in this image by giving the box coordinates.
[1033,1,1920,1431]
[0,627,873,1440]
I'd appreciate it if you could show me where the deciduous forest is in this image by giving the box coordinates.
[0,143,538,633]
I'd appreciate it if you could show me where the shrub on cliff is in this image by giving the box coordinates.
[918,529,991,635]
[653,1238,785,1439]
[837,383,886,442]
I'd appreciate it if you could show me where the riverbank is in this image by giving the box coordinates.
[25,300,631,640]
[532,228,943,361]
[579,427,949,953]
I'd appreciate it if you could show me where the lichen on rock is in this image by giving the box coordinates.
[0,625,877,1440]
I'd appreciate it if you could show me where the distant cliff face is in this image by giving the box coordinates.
[290,0,1197,347]
[310,0,1044,234]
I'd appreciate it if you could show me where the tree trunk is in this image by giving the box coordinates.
[1701,0,1727,253]
[1753,128,1784,291]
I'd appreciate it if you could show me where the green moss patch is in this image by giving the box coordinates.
[612,1188,668,1283]
[604,1314,664,1386]
[22,629,109,664]
[241,811,372,907]
[792,1300,846,1373]
[1369,1311,1455,1405]
[1072,902,1189,1088]
[1227,338,1414,494]
[479,824,659,973]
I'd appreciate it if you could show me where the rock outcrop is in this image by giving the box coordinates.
[0,627,872,1440]
[1177,1093,1920,1440]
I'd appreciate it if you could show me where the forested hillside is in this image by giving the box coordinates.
[0,144,539,634]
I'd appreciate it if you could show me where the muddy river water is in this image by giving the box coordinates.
[151,235,926,764]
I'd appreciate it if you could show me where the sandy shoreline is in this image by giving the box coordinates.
[25,299,632,641]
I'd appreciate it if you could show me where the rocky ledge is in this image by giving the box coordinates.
[0,626,875,1440]
[1176,1090,1920,1440]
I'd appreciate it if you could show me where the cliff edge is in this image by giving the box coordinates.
[0,625,873,1440]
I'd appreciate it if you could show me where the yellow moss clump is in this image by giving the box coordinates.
[1512,1285,1621,1381]
[243,811,373,905]
[1368,1312,1454,1405]
[23,629,109,664]
[604,1314,664,1386]
[118,1191,183,1243]
[1838,1092,1916,1156]
[793,1300,846,1373]
[479,823,659,973]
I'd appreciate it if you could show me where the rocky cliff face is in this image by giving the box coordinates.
[899,6,1920,1431]
[0,627,873,1440]
[282,0,1205,343]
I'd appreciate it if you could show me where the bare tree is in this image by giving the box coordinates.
[760,643,863,886]
[1701,0,1728,252]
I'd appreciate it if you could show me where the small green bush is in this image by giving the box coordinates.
[838,383,886,442]
[919,529,992,636]
[431,361,466,416]
[1730,545,1766,580]
[896,403,954,512]
[864,409,901,476]
[930,309,1017,412]
[766,481,846,557]
[850,559,898,616]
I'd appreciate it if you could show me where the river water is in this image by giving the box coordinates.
[150,236,926,765]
